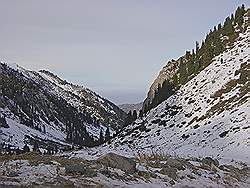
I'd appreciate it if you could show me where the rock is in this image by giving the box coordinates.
[65,163,96,177]
[65,163,86,175]
[169,180,175,185]
[7,171,19,177]
[210,163,219,173]
[97,153,136,173]
[201,157,219,167]
[165,158,186,171]
[160,166,178,180]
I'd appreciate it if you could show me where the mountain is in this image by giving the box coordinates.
[43,6,250,187]
[111,23,250,162]
[0,63,127,150]
[119,102,143,113]
[143,5,248,113]
[0,5,249,188]
[106,6,250,162]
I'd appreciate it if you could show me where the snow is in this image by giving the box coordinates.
[0,57,124,148]
[66,24,250,166]
[1,11,250,188]
[0,117,66,149]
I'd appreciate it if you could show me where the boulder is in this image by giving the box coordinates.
[97,153,136,173]
[201,157,219,167]
[160,166,178,180]
[65,163,96,177]
[165,158,186,171]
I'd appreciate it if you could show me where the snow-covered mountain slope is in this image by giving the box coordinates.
[67,17,250,166]
[38,70,127,130]
[0,63,126,150]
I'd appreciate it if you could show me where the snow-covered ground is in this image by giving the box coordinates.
[66,24,250,166]
[0,60,125,150]
[1,152,249,188]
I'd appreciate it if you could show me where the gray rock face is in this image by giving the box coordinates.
[97,153,136,173]
[143,58,181,107]
[142,53,192,110]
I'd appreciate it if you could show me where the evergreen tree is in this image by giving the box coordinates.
[124,110,134,126]
[99,129,104,143]
[105,127,110,141]
[213,26,217,32]
[234,5,245,27]
[23,144,30,153]
[47,147,52,155]
[195,41,199,53]
[43,125,46,134]
[33,141,39,152]
[0,114,8,128]
[139,109,143,118]
[223,16,234,36]
[218,23,222,30]
[143,104,148,115]
[132,110,137,121]
[128,110,132,117]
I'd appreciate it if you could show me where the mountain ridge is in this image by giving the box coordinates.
[142,5,248,113]
[0,62,127,150]
[0,5,249,188]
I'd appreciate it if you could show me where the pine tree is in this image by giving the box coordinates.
[218,23,222,30]
[235,4,245,27]
[213,26,217,32]
[132,110,137,121]
[105,127,110,141]
[139,110,143,118]
[0,114,8,128]
[195,41,199,53]
[223,16,234,36]
[124,110,133,126]
[33,141,39,152]
[99,129,104,143]
[23,144,30,153]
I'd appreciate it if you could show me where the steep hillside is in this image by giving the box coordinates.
[143,5,247,113]
[0,63,126,151]
[67,7,250,165]
[0,6,249,188]
[111,24,249,163]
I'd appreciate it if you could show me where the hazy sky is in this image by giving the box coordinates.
[0,0,249,104]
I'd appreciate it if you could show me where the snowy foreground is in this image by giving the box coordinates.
[0,152,250,188]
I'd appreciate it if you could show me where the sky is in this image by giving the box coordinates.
[0,0,249,104]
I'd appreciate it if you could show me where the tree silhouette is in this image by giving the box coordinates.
[105,127,110,141]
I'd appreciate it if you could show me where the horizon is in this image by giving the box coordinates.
[0,0,249,105]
